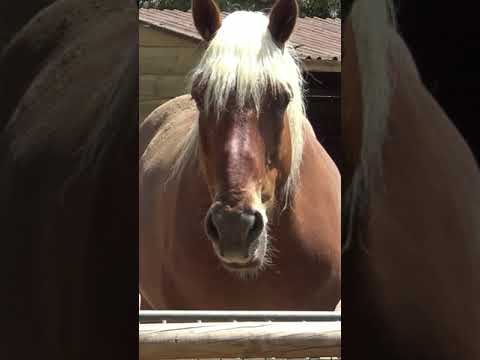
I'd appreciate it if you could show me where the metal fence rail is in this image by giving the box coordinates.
[139,310,341,323]
[139,311,341,359]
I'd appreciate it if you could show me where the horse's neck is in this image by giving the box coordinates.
[347,26,479,192]
[366,28,480,252]
[363,33,480,356]
[275,120,341,250]
[344,27,480,253]
[387,29,478,188]
[139,94,197,158]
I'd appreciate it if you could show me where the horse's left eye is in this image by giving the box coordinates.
[278,92,291,107]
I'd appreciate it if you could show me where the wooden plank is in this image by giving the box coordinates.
[139,321,341,359]
[140,75,189,99]
[139,26,199,48]
[302,59,341,73]
[139,46,204,75]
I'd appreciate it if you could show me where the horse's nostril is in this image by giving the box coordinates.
[247,211,264,242]
[206,213,219,240]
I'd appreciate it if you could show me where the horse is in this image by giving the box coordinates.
[139,0,341,310]
[342,0,480,358]
[0,1,138,359]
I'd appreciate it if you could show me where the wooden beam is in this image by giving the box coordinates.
[302,60,341,73]
[139,321,341,359]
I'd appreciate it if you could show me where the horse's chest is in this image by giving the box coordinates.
[166,247,337,310]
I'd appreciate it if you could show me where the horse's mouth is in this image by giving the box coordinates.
[220,257,264,280]
[208,228,270,279]
[218,237,270,279]
[221,257,261,270]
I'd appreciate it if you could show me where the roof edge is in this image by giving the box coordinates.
[139,21,202,44]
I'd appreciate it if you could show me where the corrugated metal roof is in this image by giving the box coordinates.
[139,9,340,62]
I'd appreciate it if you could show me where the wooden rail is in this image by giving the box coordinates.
[139,321,341,359]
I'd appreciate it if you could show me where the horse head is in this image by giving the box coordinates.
[189,0,304,277]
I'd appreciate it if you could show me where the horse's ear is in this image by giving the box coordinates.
[268,0,298,46]
[192,0,222,42]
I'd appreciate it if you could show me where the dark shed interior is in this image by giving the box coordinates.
[304,71,341,169]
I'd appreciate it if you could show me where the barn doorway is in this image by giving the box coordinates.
[304,71,341,169]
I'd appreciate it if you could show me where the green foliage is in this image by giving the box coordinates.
[300,0,340,18]
[138,0,340,18]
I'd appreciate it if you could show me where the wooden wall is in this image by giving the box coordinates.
[139,25,204,122]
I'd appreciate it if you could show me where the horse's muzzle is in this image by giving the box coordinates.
[205,203,264,264]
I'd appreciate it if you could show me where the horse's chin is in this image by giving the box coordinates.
[221,261,262,280]
[221,253,265,280]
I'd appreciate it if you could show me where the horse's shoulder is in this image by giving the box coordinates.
[139,95,198,181]
[139,95,197,156]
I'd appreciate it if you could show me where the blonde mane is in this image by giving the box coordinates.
[169,10,307,205]
[343,0,397,252]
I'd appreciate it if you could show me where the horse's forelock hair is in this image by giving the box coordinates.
[343,0,397,253]
[172,10,306,205]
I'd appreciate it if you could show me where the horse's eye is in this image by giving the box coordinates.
[191,93,203,107]
[278,92,291,107]
[271,93,290,113]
